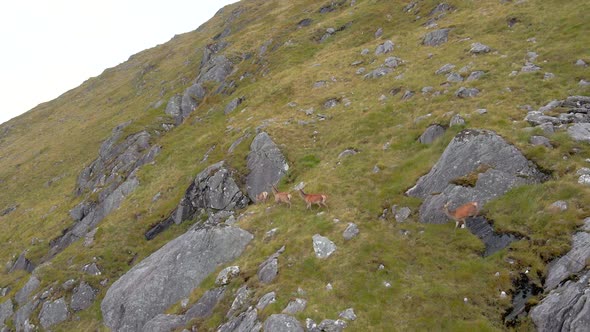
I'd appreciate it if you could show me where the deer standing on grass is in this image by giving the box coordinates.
[256,191,269,204]
[442,201,479,229]
[298,189,328,210]
[271,185,292,208]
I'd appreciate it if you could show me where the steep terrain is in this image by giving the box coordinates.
[1,0,590,331]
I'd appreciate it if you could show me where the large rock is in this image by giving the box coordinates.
[218,307,261,332]
[568,123,590,142]
[245,132,289,201]
[312,234,337,259]
[283,298,307,315]
[9,251,35,273]
[197,55,234,84]
[15,276,40,306]
[530,271,590,332]
[264,314,304,332]
[258,246,285,284]
[39,298,69,329]
[423,28,450,46]
[407,129,547,224]
[145,161,250,240]
[545,232,590,290]
[418,124,446,144]
[14,299,39,332]
[101,225,253,331]
[0,300,13,328]
[51,122,160,259]
[70,282,97,312]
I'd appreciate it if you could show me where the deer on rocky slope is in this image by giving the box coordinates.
[442,201,479,228]
[298,189,328,210]
[271,185,292,208]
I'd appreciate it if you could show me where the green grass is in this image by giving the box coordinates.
[1,0,590,330]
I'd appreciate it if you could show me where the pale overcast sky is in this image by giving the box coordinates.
[0,0,239,125]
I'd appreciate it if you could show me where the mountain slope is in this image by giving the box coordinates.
[1,0,589,331]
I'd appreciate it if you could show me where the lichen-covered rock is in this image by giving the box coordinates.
[264,314,304,332]
[407,129,547,224]
[39,298,69,329]
[545,232,590,290]
[227,285,252,318]
[375,40,394,55]
[70,282,97,312]
[469,42,491,54]
[312,234,337,259]
[14,299,39,332]
[418,124,446,144]
[101,226,253,331]
[246,132,289,201]
[455,87,479,98]
[530,271,590,332]
[339,308,357,321]
[216,266,240,286]
[423,28,450,46]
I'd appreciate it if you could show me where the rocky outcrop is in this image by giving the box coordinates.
[184,287,226,321]
[530,271,590,332]
[407,129,547,223]
[49,122,160,259]
[245,132,289,201]
[101,225,253,331]
[218,307,261,332]
[144,161,249,240]
[545,232,590,290]
[142,314,184,332]
[14,299,39,331]
[465,216,518,257]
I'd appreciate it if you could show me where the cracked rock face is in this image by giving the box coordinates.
[101,225,253,331]
[530,271,590,332]
[545,232,590,290]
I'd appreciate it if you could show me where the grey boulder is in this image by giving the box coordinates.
[9,251,35,273]
[343,223,359,240]
[142,314,184,332]
[185,287,226,320]
[283,298,307,315]
[545,232,590,290]
[218,307,261,332]
[256,292,276,311]
[469,42,491,54]
[258,246,285,284]
[312,234,337,259]
[71,282,97,312]
[101,225,253,331]
[568,123,590,143]
[39,298,69,329]
[455,87,479,98]
[264,314,304,332]
[418,124,446,144]
[15,276,40,306]
[530,271,590,332]
[423,28,451,46]
[246,132,289,201]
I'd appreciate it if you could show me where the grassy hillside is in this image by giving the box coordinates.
[1,0,589,330]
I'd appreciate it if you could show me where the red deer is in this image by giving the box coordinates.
[271,185,292,208]
[442,201,479,228]
[298,189,328,210]
[256,191,269,204]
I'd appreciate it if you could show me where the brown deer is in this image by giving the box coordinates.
[271,185,292,208]
[256,191,269,204]
[298,189,328,210]
[442,201,479,228]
